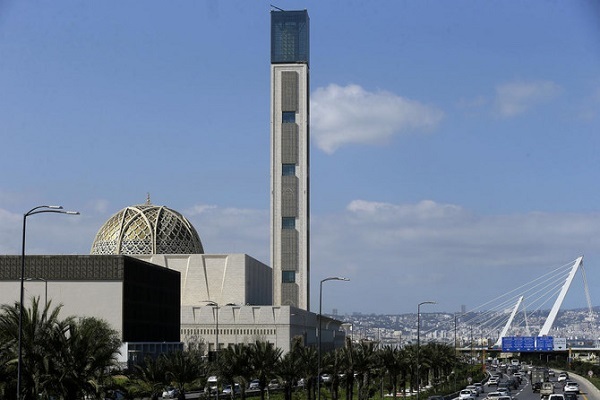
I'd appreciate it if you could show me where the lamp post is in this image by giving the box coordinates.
[318,276,349,400]
[205,301,220,400]
[416,301,436,400]
[18,205,79,400]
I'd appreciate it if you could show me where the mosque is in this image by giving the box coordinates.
[0,9,346,366]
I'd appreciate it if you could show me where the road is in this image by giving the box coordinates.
[481,368,599,400]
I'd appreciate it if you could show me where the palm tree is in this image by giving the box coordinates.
[379,346,402,398]
[133,355,170,400]
[0,298,69,399]
[277,349,300,400]
[249,340,282,400]
[353,340,377,400]
[0,298,122,399]
[163,350,203,400]
[296,344,318,400]
[219,344,252,400]
[340,338,356,400]
[56,316,122,399]
[322,347,346,400]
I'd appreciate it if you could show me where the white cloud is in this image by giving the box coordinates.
[311,84,444,154]
[494,80,560,117]
[310,199,600,313]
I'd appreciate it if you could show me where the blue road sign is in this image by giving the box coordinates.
[502,336,552,352]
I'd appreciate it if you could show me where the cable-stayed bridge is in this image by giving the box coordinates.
[422,256,598,354]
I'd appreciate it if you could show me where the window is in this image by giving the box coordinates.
[282,164,296,176]
[282,271,296,283]
[282,217,295,229]
[282,111,296,123]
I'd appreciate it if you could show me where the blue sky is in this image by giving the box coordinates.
[1,1,599,315]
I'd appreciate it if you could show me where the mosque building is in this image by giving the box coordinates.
[0,9,346,364]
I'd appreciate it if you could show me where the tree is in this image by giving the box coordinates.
[0,298,121,400]
[55,316,122,399]
[219,344,252,400]
[132,356,169,400]
[162,350,204,400]
[296,344,318,400]
[249,341,282,400]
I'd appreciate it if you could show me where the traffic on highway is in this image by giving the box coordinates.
[450,361,595,400]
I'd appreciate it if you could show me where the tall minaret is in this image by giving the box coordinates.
[270,9,310,310]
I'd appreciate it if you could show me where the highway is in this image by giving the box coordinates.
[478,368,599,400]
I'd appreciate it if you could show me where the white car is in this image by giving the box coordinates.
[162,387,179,399]
[474,383,485,394]
[563,382,579,394]
[485,392,502,400]
[558,373,568,382]
[467,385,480,396]
[487,377,499,386]
[459,389,477,400]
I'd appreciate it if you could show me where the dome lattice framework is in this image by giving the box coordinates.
[91,204,204,255]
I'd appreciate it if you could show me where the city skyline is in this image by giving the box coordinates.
[1,1,599,314]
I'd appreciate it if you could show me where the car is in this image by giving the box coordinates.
[558,373,568,382]
[488,377,499,386]
[497,396,512,400]
[467,385,480,396]
[248,379,260,390]
[548,395,565,400]
[162,387,179,399]
[485,392,503,400]
[427,396,444,400]
[496,387,510,396]
[223,384,241,395]
[268,379,280,390]
[563,393,577,400]
[548,371,556,377]
[459,389,477,400]
[563,382,579,394]
[321,374,332,383]
[474,383,485,394]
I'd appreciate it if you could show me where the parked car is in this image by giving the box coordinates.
[223,384,241,395]
[320,374,332,383]
[268,379,280,390]
[248,379,260,390]
[162,387,179,399]
[563,382,579,394]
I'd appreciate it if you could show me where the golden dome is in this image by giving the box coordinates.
[90,203,204,255]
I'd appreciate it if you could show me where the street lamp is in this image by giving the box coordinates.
[204,301,220,400]
[318,276,349,400]
[416,301,436,400]
[18,205,79,400]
